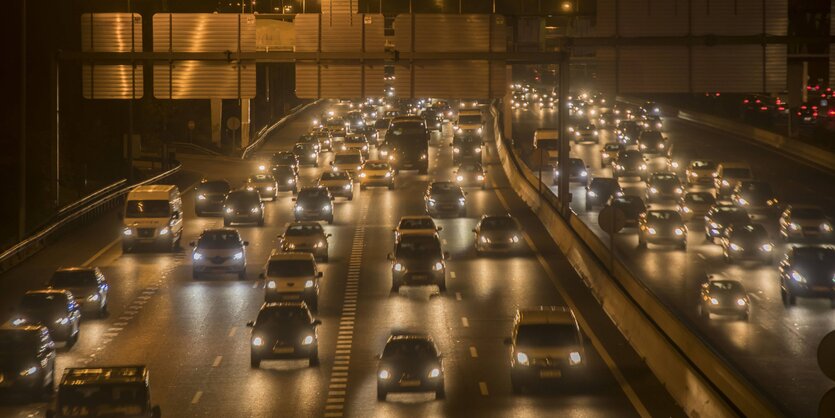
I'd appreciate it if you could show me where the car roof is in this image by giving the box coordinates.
[386,332,433,343]
[399,215,433,221]
[516,306,576,325]
[25,289,69,296]
[268,250,316,261]
[334,150,362,157]
[61,366,149,386]
[364,160,389,165]
[201,228,239,235]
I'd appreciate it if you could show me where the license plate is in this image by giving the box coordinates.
[411,274,428,281]
[539,369,562,378]
[281,294,302,300]
[399,380,421,387]
[273,347,295,354]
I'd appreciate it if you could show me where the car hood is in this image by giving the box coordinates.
[320,179,350,187]
[194,248,242,258]
[795,265,835,285]
[792,218,827,228]
[283,235,324,246]
[395,257,441,271]
[514,345,581,361]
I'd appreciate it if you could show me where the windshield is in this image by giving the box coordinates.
[741,182,772,194]
[272,154,295,164]
[320,172,349,181]
[399,218,435,230]
[458,115,482,124]
[125,200,169,218]
[256,308,310,326]
[0,331,38,358]
[198,231,241,249]
[382,339,436,358]
[792,208,825,219]
[58,385,148,414]
[603,144,621,151]
[723,168,751,178]
[226,193,260,206]
[430,183,461,195]
[268,260,315,277]
[198,182,229,193]
[346,136,366,144]
[395,237,442,258]
[732,224,767,239]
[326,118,345,127]
[248,174,274,183]
[641,131,663,141]
[273,167,295,177]
[21,294,65,312]
[691,161,716,170]
[286,224,322,236]
[334,154,362,164]
[375,119,391,128]
[794,249,835,266]
[516,324,579,348]
[685,193,715,204]
[388,122,425,136]
[365,162,389,170]
[51,271,97,288]
[647,211,681,222]
[709,281,743,293]
[653,174,678,182]
[481,217,515,229]
[299,189,330,200]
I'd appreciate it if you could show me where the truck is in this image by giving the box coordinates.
[47,366,161,418]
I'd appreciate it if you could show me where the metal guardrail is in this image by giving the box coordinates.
[0,164,182,274]
[242,99,324,160]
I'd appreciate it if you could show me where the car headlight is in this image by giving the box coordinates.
[233,252,244,260]
[710,297,719,305]
[659,143,665,150]
[511,235,520,243]
[428,198,436,206]
[302,335,314,345]
[456,175,464,182]
[19,366,38,377]
[393,263,404,272]
[385,172,392,178]
[736,298,747,306]
[516,352,530,366]
[356,166,362,171]
[428,368,441,378]
[304,280,314,289]
[569,351,582,365]
[295,205,303,212]
[602,152,610,159]
[640,144,647,149]
[580,171,588,177]
[88,294,100,302]
[267,281,276,289]
[251,207,260,214]
[675,187,683,194]
[737,198,749,206]
[344,184,352,190]
[56,317,69,325]
[760,244,773,252]
[246,186,255,191]
[459,197,466,205]
[252,337,264,346]
[681,206,692,213]
[453,147,460,154]
[712,172,718,178]
[288,178,295,184]
[647,227,657,235]
[709,222,721,229]
[159,227,170,236]
[225,208,234,214]
[285,243,296,250]
[197,194,207,200]
[588,191,597,197]
[477,175,484,181]
[649,187,658,194]
[822,223,833,232]
[266,186,274,192]
[322,205,331,212]
[433,262,444,271]
[310,153,317,159]
[575,131,581,137]
[359,172,367,178]
[791,271,806,283]
[789,222,801,231]
[193,252,203,261]
[721,180,730,187]
[379,370,391,379]
[258,165,266,171]
[674,228,685,236]
[594,130,599,136]
[480,236,488,243]
[123,228,133,236]
[729,243,743,251]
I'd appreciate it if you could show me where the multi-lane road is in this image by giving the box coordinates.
[0,101,693,417]
[510,103,835,417]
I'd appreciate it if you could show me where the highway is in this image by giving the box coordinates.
[510,103,835,417]
[0,101,686,417]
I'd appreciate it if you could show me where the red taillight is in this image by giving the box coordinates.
[797,112,802,116]
[743,99,749,104]
[715,92,721,96]
[777,106,785,111]
[812,106,818,110]
[760,106,768,111]
[755,99,761,103]
[801,105,807,110]
[829,110,835,116]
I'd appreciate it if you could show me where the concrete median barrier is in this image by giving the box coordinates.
[489,105,784,418]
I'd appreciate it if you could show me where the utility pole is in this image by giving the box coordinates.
[557,49,571,218]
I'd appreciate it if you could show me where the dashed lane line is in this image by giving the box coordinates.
[479,382,489,396]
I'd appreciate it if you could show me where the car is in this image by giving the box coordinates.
[732,180,780,215]
[779,246,835,308]
[279,221,331,262]
[704,202,751,243]
[293,187,335,224]
[721,223,774,264]
[324,117,348,145]
[194,180,230,216]
[393,216,441,242]
[121,185,183,253]
[247,302,321,368]
[645,172,684,202]
[506,306,586,393]
[638,209,687,249]
[246,173,278,201]
[190,228,248,280]
[425,181,467,218]
[317,171,354,200]
[47,267,109,318]
[637,130,668,155]
[454,161,487,189]
[553,158,589,186]
[313,129,334,151]
[642,101,661,116]
[451,135,483,165]
[678,191,716,221]
[263,251,322,311]
[607,195,646,227]
[779,205,833,242]
[642,114,663,130]
[376,332,444,401]
[388,234,448,292]
[698,277,750,320]
[0,324,56,399]
[422,108,444,131]
[359,160,395,190]
[47,366,161,418]
[223,189,265,226]
[599,142,623,168]
[473,215,524,255]
[375,118,392,140]
[685,160,717,186]
[615,120,642,145]
[340,134,370,158]
[585,177,623,211]
[11,290,81,346]
[330,150,365,178]
[270,151,300,176]
[272,165,299,194]
[715,162,754,197]
[573,123,599,144]
[293,142,320,167]
[612,150,648,181]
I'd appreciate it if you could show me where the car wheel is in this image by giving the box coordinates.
[293,187,299,194]
[739,312,749,321]
[787,290,797,306]
[360,185,367,191]
[67,329,79,348]
[237,270,246,280]
[121,242,131,253]
[99,303,108,319]
[435,387,445,399]
[348,194,354,201]
[459,210,466,218]
[511,377,523,394]
[388,183,395,190]
[223,219,230,227]
[250,355,261,368]
[438,279,447,292]
[192,271,200,280]
[585,202,592,211]
[637,238,647,249]
[328,217,334,225]
[377,387,387,401]
[258,218,265,227]
[391,282,401,293]
[307,298,319,313]
[678,242,687,250]
[419,167,428,175]
[195,210,204,217]
[309,348,320,367]
[321,255,329,263]
[831,298,835,310]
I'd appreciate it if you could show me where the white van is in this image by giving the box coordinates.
[122,185,183,252]
[533,129,560,165]
[455,109,484,136]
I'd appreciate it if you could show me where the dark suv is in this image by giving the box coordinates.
[425,181,467,218]
[0,324,56,399]
[13,290,81,346]
[585,177,623,211]
[779,246,835,308]
[388,234,449,292]
[247,302,321,368]
[223,189,265,226]
[293,187,335,224]
[376,332,444,401]
[612,150,647,181]
[637,130,668,155]
[194,180,230,216]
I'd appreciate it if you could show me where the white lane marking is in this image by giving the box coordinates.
[252,281,260,289]
[82,237,121,267]
[101,332,119,337]
[191,391,203,404]
[479,382,489,396]
[325,405,344,410]
[749,293,762,301]
[107,327,123,332]
[329,390,346,396]
[461,317,469,327]
[212,356,223,367]
[697,253,706,260]
[455,292,462,301]
[112,322,128,327]
[450,271,457,279]
[442,239,448,245]
[327,398,345,403]
[469,346,479,358]
[329,383,347,389]
[228,327,237,337]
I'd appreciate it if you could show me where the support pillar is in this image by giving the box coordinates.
[241,99,251,149]
[210,98,222,146]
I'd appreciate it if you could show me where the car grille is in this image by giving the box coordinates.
[802,227,818,234]
[138,228,155,238]
[210,256,229,264]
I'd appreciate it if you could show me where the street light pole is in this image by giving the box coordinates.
[19,0,27,240]
[557,49,571,218]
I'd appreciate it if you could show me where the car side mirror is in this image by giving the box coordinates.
[312,319,322,326]
[189,241,195,247]
[436,226,443,231]
[291,198,297,201]
[449,143,453,147]
[246,321,255,327]
[375,354,382,360]
[317,272,324,278]
[443,251,450,260]
[464,192,469,196]
[472,228,477,233]
[326,233,333,238]
[503,337,512,345]
[243,241,250,246]
[329,161,334,165]
[387,253,393,261]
